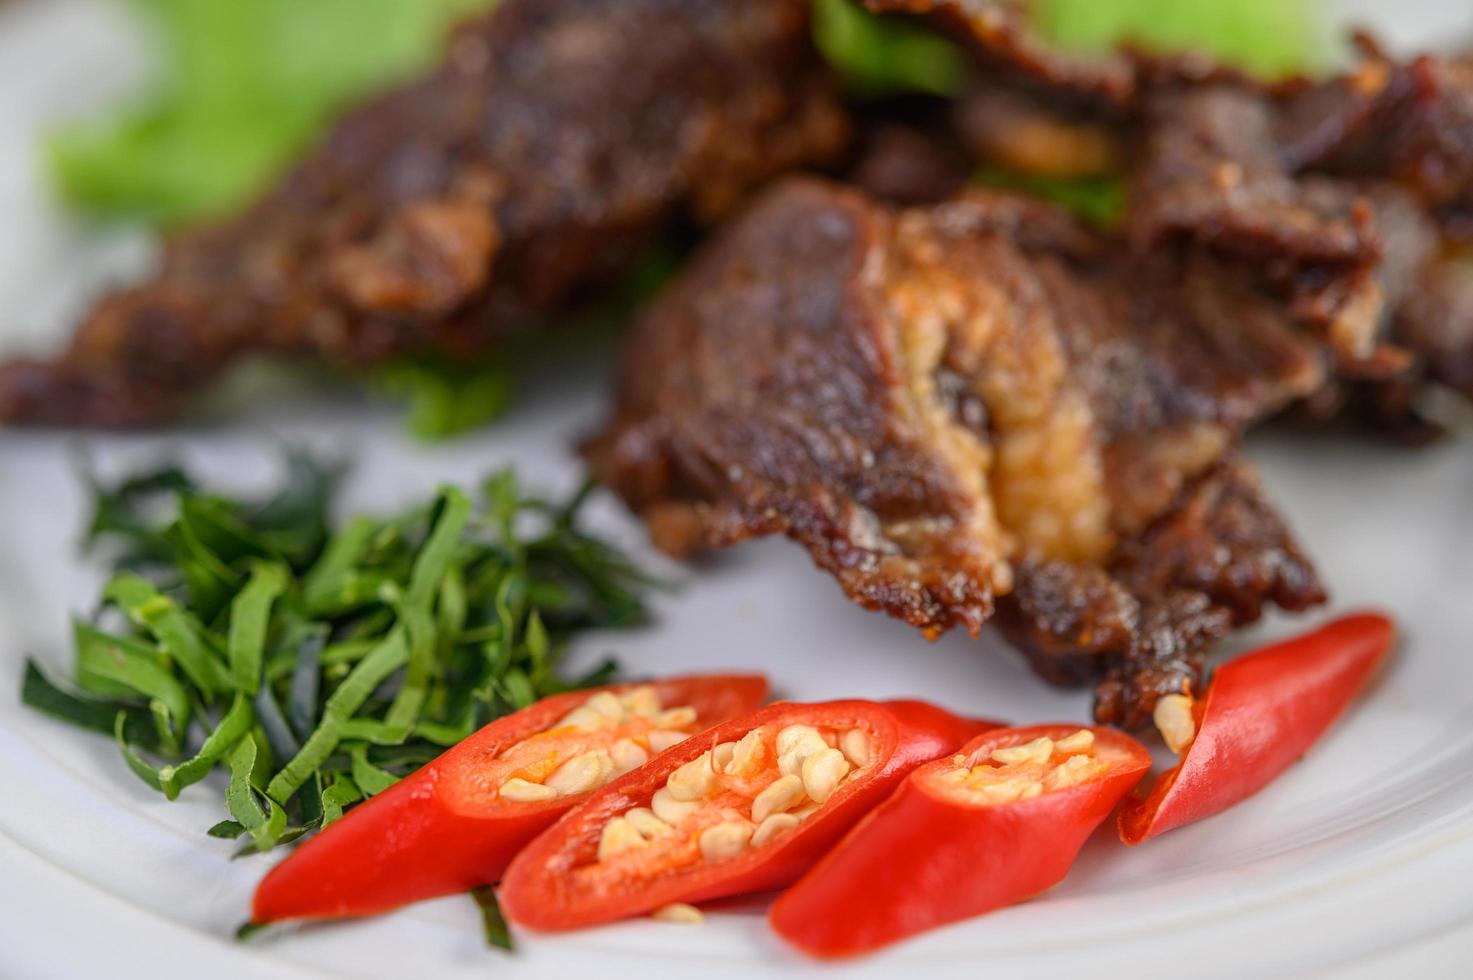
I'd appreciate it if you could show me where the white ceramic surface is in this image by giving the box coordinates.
[2,2,1472,978]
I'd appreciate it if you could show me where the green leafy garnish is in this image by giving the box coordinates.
[471,886,515,951]
[813,0,1325,98]
[813,0,968,98]
[22,660,163,749]
[48,0,498,223]
[22,453,651,863]
[1032,0,1329,79]
[375,361,516,442]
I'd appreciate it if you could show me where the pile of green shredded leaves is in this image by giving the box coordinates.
[21,453,649,863]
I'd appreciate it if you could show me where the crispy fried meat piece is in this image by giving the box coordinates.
[863,1,1415,383]
[590,178,1325,723]
[867,1,1473,422]
[951,84,1122,180]
[1394,252,1473,401]
[845,100,972,206]
[0,0,848,427]
[1127,85,1390,364]
[1128,87,1377,269]
[1280,40,1473,211]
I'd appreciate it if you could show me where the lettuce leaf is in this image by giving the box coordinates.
[1034,0,1329,79]
[814,0,1326,98]
[48,0,495,223]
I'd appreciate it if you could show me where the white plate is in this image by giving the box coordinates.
[3,2,1473,978]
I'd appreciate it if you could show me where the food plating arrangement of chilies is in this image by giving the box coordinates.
[246,612,1394,959]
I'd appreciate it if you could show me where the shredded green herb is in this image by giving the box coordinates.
[21,452,649,862]
[472,885,515,951]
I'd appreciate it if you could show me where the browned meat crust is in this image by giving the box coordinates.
[951,85,1122,180]
[1011,453,1325,729]
[0,0,848,427]
[589,177,1325,724]
[1128,87,1377,268]
[1395,252,1473,400]
[589,179,1011,636]
[1280,41,1473,211]
[868,2,1473,437]
[847,108,972,206]
[1126,85,1395,366]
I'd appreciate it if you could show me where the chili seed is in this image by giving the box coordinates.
[752,812,800,847]
[801,748,849,804]
[699,820,753,861]
[625,807,674,839]
[839,728,871,769]
[991,737,1054,766]
[499,777,556,802]
[724,729,765,776]
[546,750,613,796]
[1054,729,1095,755]
[598,816,648,861]
[652,903,704,924]
[648,729,689,753]
[652,786,700,824]
[620,685,661,718]
[667,751,717,801]
[751,773,805,823]
[656,706,698,729]
[610,738,649,775]
[1154,694,1197,754]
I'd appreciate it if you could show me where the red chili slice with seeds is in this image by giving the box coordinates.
[498,699,997,931]
[251,673,767,923]
[1119,612,1395,844]
[771,723,1151,958]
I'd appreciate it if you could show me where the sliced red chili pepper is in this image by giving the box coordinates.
[880,698,1006,751]
[498,698,996,931]
[251,673,767,923]
[771,723,1150,958]
[1119,612,1395,845]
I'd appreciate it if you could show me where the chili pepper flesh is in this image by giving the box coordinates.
[1120,612,1394,844]
[252,674,766,923]
[772,724,1151,958]
[500,699,987,931]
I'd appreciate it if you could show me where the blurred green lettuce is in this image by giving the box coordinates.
[48,0,495,224]
[1033,0,1329,79]
[812,0,969,98]
[816,0,1326,229]
[43,0,1327,437]
[814,0,1327,99]
[52,0,1327,224]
